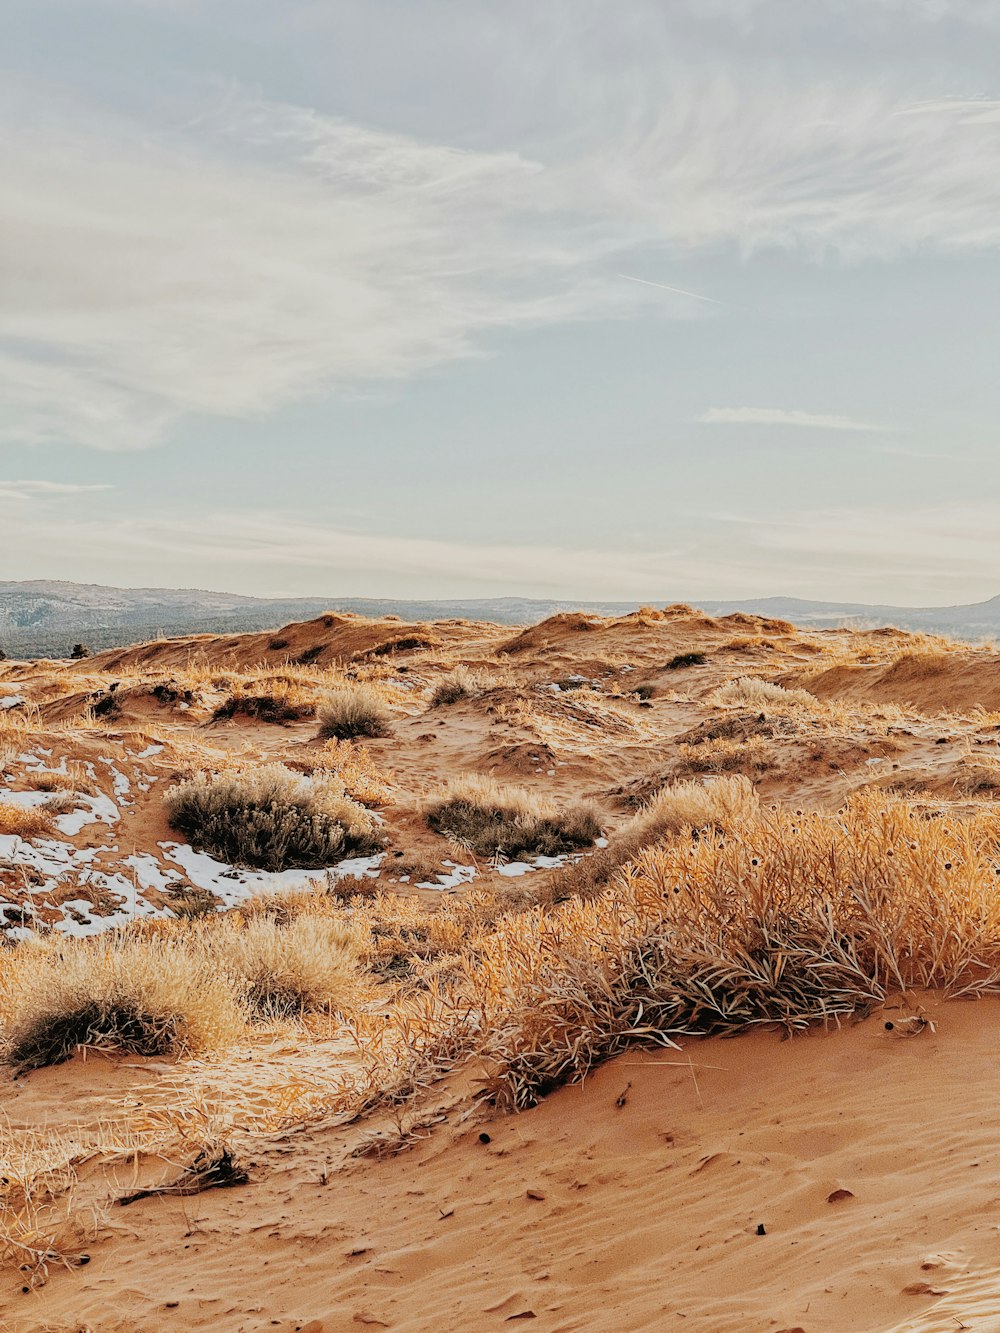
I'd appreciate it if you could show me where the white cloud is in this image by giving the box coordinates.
[698,408,886,431]
[4,49,1000,449]
[0,480,112,502]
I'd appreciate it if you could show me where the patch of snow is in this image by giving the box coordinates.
[416,860,477,890]
[159,842,384,909]
[132,744,164,759]
[0,695,26,711]
[54,791,120,835]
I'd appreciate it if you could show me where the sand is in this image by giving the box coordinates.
[5,607,1000,1330]
[1,995,998,1331]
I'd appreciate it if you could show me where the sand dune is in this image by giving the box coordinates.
[3,607,1000,1330]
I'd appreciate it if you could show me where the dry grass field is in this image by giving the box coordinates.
[3,606,1000,1330]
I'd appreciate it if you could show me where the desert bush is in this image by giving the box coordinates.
[318,686,392,740]
[666,652,707,670]
[215,912,363,1017]
[213,689,314,724]
[165,764,383,870]
[429,667,479,707]
[0,802,53,839]
[474,790,1000,1109]
[69,644,90,660]
[425,774,602,859]
[0,934,243,1073]
[710,676,815,709]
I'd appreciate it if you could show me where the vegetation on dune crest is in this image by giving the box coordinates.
[317,685,393,740]
[165,763,383,870]
[425,773,603,859]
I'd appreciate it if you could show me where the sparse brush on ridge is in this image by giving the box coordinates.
[425,774,602,859]
[710,675,815,709]
[0,934,243,1073]
[531,776,759,906]
[165,763,383,871]
[317,685,392,740]
[213,912,363,1017]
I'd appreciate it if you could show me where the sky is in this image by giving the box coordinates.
[3,0,1000,607]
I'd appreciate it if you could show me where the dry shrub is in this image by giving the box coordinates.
[475,790,1000,1109]
[320,739,394,806]
[675,735,775,776]
[318,686,392,740]
[0,802,53,839]
[429,666,484,707]
[0,934,243,1073]
[214,912,363,1017]
[425,774,602,859]
[666,652,707,670]
[711,676,816,709]
[213,688,314,724]
[165,764,383,870]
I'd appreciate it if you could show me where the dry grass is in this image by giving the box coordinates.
[470,790,1000,1109]
[165,764,383,871]
[319,740,394,806]
[0,802,53,839]
[318,686,393,740]
[425,774,603,859]
[213,911,364,1017]
[0,934,244,1073]
[675,735,775,776]
[710,675,817,709]
[429,666,486,707]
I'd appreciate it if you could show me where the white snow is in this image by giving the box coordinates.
[0,695,25,711]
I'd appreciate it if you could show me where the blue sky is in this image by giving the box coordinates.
[3,0,1000,604]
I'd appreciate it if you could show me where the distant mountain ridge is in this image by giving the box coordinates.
[2,580,999,658]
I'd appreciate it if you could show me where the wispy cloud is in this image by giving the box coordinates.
[0,480,112,501]
[617,274,725,305]
[4,29,1000,449]
[698,408,887,431]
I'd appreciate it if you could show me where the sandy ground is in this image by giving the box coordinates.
[1,995,999,1331]
[5,608,1000,1330]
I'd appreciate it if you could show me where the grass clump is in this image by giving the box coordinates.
[318,686,392,740]
[215,912,363,1017]
[666,652,707,670]
[533,777,759,906]
[0,802,53,839]
[425,774,602,859]
[475,790,1000,1110]
[165,763,383,871]
[710,675,815,709]
[0,935,242,1073]
[429,667,481,708]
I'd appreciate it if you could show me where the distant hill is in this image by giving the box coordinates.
[2,579,999,658]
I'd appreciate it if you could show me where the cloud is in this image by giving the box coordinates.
[698,408,887,431]
[4,26,1000,449]
[7,500,1000,605]
[0,480,112,502]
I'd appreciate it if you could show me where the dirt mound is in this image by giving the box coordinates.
[84,613,505,673]
[788,650,1000,715]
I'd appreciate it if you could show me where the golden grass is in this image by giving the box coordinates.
[319,740,394,806]
[0,802,53,838]
[317,685,393,740]
[212,911,364,1017]
[424,773,603,859]
[710,675,816,709]
[0,934,244,1073]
